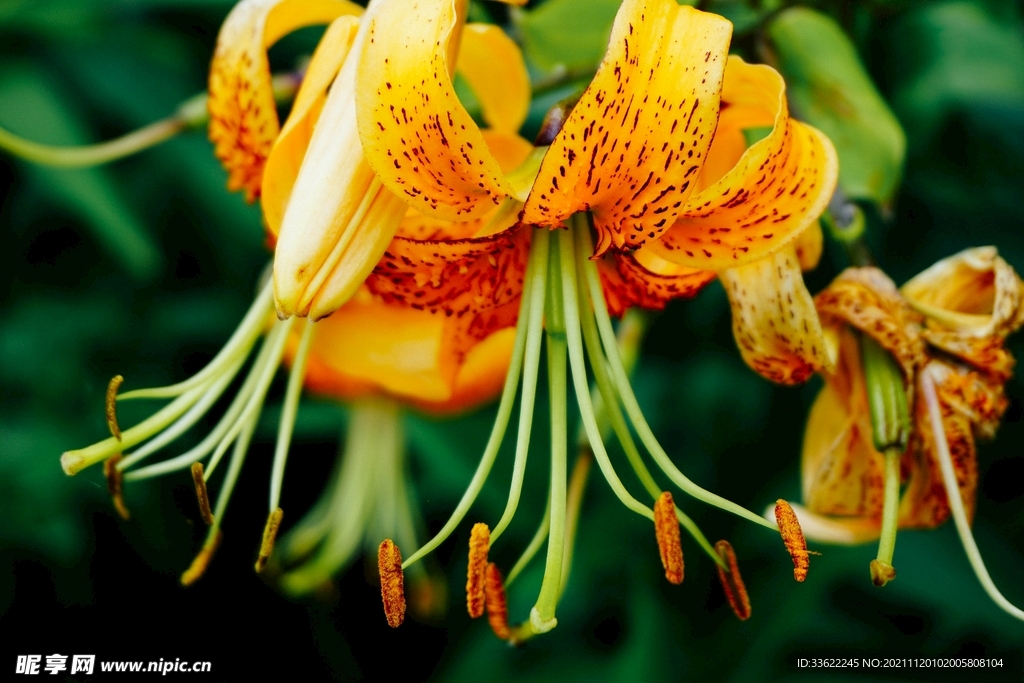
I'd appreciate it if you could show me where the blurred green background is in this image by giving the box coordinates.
[1,0,1023,680]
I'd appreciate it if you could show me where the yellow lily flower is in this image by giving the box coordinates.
[785,247,1024,621]
[60,0,530,590]
[209,0,530,320]
[352,0,834,636]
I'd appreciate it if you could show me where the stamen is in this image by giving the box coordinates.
[576,221,777,532]
[484,563,512,641]
[255,507,284,573]
[921,368,1024,622]
[105,375,123,441]
[269,320,315,512]
[103,454,130,520]
[774,499,809,582]
[654,492,684,585]
[191,462,214,525]
[467,523,491,618]
[181,530,223,586]
[505,499,550,587]
[399,229,549,571]
[378,539,406,628]
[715,540,751,621]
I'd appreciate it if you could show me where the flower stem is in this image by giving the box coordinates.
[920,367,1024,622]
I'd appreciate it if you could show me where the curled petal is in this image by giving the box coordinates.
[262,15,361,234]
[647,57,838,270]
[801,328,886,518]
[901,247,1024,339]
[521,0,732,252]
[900,361,980,529]
[357,0,516,220]
[814,267,926,380]
[208,0,360,201]
[456,24,531,134]
[720,243,832,384]
[597,248,714,317]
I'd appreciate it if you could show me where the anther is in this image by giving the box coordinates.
[654,492,684,584]
[180,530,223,586]
[378,539,406,628]
[254,507,284,573]
[484,563,511,641]
[870,559,897,587]
[466,522,490,618]
[103,453,130,520]
[774,499,809,582]
[715,540,751,621]
[190,462,214,525]
[105,375,123,441]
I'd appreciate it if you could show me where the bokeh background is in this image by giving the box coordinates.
[1,0,1023,680]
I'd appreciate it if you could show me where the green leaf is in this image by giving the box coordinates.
[0,63,162,280]
[515,0,621,73]
[767,7,906,206]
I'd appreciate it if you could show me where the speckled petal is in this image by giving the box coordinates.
[208,0,361,201]
[720,243,832,384]
[597,248,714,317]
[647,57,838,270]
[356,0,516,221]
[520,0,732,253]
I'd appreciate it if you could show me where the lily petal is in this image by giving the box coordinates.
[901,361,980,529]
[262,15,361,235]
[356,0,517,221]
[802,328,886,517]
[209,0,361,201]
[456,24,531,134]
[598,249,714,317]
[815,267,926,380]
[647,57,838,271]
[522,0,732,253]
[271,8,408,320]
[720,243,832,384]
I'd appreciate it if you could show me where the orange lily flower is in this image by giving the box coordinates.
[783,247,1024,621]
[351,0,836,637]
[60,0,530,589]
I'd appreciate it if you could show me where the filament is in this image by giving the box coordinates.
[920,367,1024,622]
[269,321,316,511]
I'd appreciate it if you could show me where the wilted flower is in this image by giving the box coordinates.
[783,247,1024,620]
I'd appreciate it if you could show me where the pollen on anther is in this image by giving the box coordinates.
[105,375,124,441]
[181,530,223,587]
[774,499,809,582]
[715,540,751,621]
[484,563,511,641]
[191,462,214,525]
[378,539,406,628]
[466,522,490,618]
[254,507,284,573]
[654,492,684,584]
[103,453,130,520]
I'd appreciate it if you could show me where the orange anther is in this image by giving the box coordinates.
[715,540,751,621]
[775,499,809,582]
[484,563,511,641]
[105,375,123,441]
[254,507,284,573]
[466,522,490,618]
[103,453,130,520]
[654,491,684,584]
[378,539,406,628]
[181,530,223,586]
[191,462,214,525]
